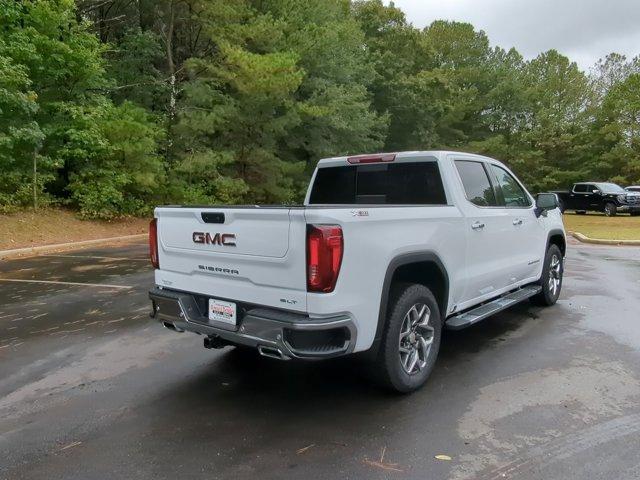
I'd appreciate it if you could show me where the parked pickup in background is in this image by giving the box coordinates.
[552,182,640,216]
[148,151,566,392]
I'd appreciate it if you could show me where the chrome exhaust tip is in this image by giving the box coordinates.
[163,321,184,333]
[258,345,290,361]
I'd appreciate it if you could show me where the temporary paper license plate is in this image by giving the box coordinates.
[208,298,237,326]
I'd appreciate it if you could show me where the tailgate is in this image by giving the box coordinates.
[154,207,308,311]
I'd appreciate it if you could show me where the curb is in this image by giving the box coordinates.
[570,231,640,246]
[0,234,147,260]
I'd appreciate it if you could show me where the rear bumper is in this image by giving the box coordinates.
[149,287,356,360]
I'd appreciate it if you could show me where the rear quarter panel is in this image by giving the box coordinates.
[304,206,466,352]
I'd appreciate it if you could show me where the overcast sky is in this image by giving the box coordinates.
[390,0,640,71]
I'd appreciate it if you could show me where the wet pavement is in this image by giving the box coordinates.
[1,238,640,479]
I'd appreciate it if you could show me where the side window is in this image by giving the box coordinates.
[455,160,497,207]
[490,165,531,207]
[586,184,598,193]
[573,184,587,193]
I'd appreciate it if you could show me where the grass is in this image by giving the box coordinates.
[563,212,640,241]
[0,208,149,250]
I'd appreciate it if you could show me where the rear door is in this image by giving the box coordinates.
[155,207,308,311]
[454,159,517,304]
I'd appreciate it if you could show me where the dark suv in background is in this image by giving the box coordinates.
[552,182,640,216]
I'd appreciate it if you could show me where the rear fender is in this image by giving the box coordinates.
[366,252,449,358]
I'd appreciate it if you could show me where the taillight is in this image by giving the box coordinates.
[149,218,159,269]
[306,225,343,293]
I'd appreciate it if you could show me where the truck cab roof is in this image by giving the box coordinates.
[316,151,501,168]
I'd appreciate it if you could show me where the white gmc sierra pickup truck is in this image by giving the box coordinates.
[149,151,565,392]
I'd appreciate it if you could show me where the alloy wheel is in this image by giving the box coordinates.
[398,303,434,374]
[548,254,562,297]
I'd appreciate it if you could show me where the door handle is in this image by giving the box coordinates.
[471,221,485,230]
[512,218,523,226]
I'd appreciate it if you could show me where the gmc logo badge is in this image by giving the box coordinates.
[192,232,237,247]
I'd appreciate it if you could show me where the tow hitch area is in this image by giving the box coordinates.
[203,335,230,349]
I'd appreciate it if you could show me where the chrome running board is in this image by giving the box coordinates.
[445,285,542,330]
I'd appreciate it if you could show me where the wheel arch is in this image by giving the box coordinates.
[547,229,566,257]
[369,252,449,357]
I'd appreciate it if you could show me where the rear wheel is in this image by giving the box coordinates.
[604,202,617,216]
[373,283,442,393]
[531,244,563,306]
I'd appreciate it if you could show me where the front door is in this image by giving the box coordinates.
[488,163,547,282]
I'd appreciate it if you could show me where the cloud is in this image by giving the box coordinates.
[390,0,640,70]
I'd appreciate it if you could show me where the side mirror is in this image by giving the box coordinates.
[535,193,559,218]
[593,189,601,195]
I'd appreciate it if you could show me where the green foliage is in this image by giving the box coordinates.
[0,52,43,211]
[594,74,640,183]
[174,0,386,203]
[0,0,163,217]
[0,0,108,209]
[1,0,639,217]
[68,102,165,219]
[106,29,168,111]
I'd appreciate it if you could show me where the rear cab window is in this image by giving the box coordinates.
[308,162,447,205]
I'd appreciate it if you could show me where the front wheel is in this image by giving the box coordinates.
[604,202,617,216]
[373,283,442,393]
[531,244,564,306]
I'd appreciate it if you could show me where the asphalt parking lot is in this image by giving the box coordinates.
[1,239,640,480]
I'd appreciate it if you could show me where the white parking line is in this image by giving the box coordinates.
[39,254,149,261]
[0,279,133,290]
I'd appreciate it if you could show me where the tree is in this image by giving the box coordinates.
[106,28,167,111]
[0,0,108,210]
[0,0,164,217]
[590,53,640,101]
[174,0,386,204]
[68,101,165,218]
[2,0,639,216]
[0,51,44,210]
[591,74,640,184]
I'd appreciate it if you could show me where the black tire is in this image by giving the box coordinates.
[575,210,587,215]
[630,212,640,217]
[373,283,442,393]
[531,244,563,306]
[604,202,617,217]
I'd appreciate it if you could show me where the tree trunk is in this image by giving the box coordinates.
[166,0,176,122]
[32,149,37,211]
